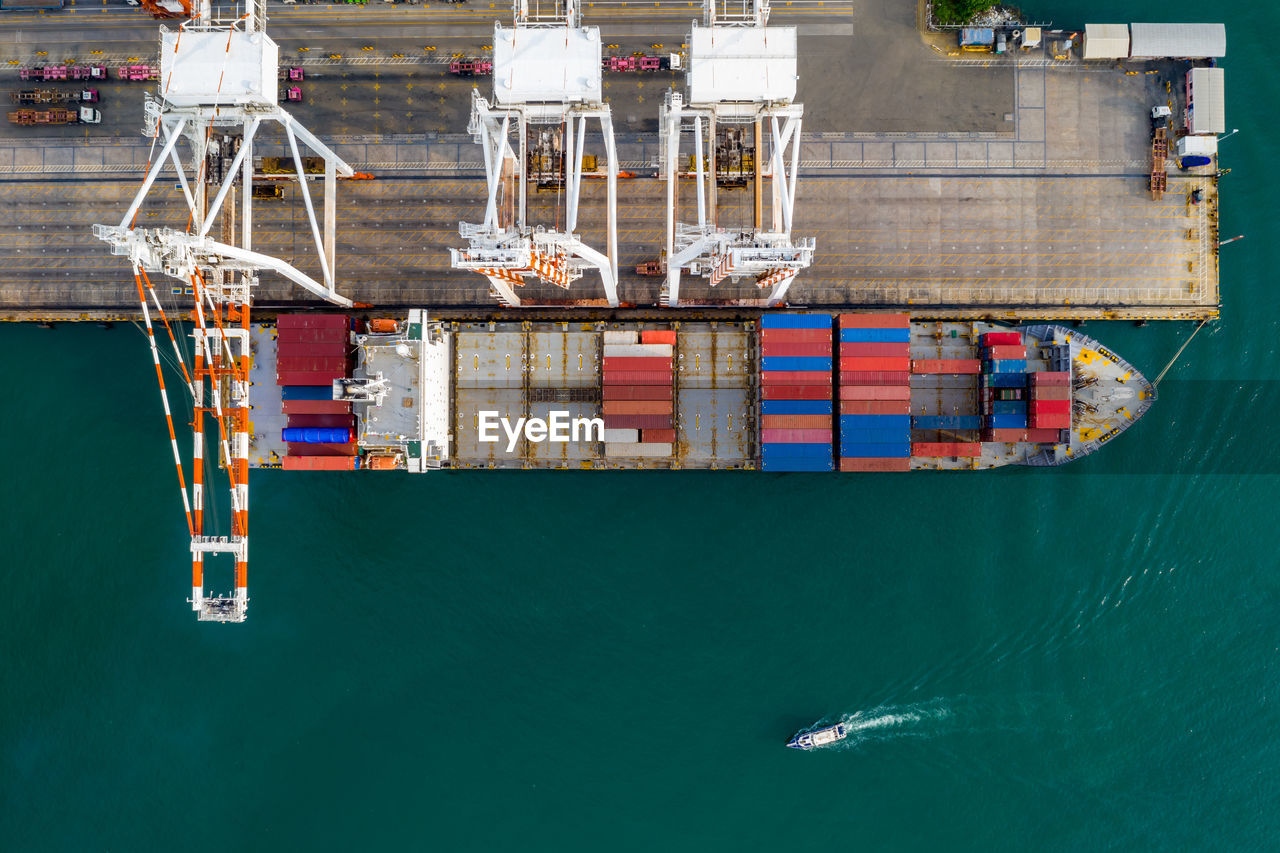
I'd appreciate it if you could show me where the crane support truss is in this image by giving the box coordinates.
[660,0,815,307]
[451,4,619,307]
[92,14,353,623]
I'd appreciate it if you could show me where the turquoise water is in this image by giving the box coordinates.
[3,2,1278,850]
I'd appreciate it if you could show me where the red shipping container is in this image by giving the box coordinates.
[277,342,348,360]
[285,442,357,457]
[276,356,349,373]
[983,428,1028,442]
[911,359,982,374]
[840,357,911,373]
[281,455,358,471]
[761,385,832,400]
[604,414,673,430]
[838,313,910,329]
[277,327,348,345]
[286,413,355,430]
[1025,428,1064,443]
[912,442,981,458]
[602,400,673,416]
[282,400,352,415]
[641,428,677,443]
[839,370,911,386]
[276,314,349,330]
[276,369,345,386]
[838,342,911,357]
[981,331,1022,346]
[839,457,912,472]
[1029,399,1070,414]
[762,342,834,358]
[1030,413,1071,429]
[762,414,833,429]
[839,385,912,401]
[603,356,672,372]
[602,385,673,401]
[1030,371,1070,385]
[759,329,832,344]
[640,330,677,345]
[839,400,911,415]
[601,370,672,385]
[760,370,832,386]
[1029,385,1071,400]
[985,344,1027,360]
[761,428,833,444]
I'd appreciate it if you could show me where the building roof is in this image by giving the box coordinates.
[687,25,797,104]
[492,25,603,105]
[1083,24,1130,60]
[1129,23,1226,58]
[1188,67,1225,135]
[159,30,278,108]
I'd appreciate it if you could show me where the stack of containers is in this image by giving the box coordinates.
[602,329,675,457]
[837,314,911,472]
[979,330,1029,442]
[276,314,357,470]
[1027,370,1071,439]
[759,314,834,471]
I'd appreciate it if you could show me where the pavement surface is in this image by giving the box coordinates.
[0,0,1221,320]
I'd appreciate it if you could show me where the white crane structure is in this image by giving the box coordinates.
[450,0,620,307]
[660,0,815,307]
[92,0,356,623]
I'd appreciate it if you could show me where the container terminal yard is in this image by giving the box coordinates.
[0,0,1222,620]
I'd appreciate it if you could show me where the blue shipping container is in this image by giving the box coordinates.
[840,428,910,444]
[839,414,912,429]
[983,374,1026,388]
[988,414,1028,429]
[761,456,836,472]
[761,356,833,373]
[992,401,1027,415]
[760,313,832,330]
[761,442,832,459]
[838,328,911,344]
[281,385,334,401]
[841,442,912,458]
[761,399,833,415]
[282,427,351,444]
[986,359,1026,374]
[911,415,982,430]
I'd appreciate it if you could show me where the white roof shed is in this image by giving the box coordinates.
[1083,24,1130,60]
[687,24,798,104]
[492,25,603,105]
[159,30,278,108]
[1129,23,1226,58]
[1187,67,1225,135]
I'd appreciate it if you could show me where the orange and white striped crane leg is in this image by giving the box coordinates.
[475,267,525,307]
[757,268,799,307]
[708,253,734,288]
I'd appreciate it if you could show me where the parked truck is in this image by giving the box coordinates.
[12,89,99,105]
[7,106,101,126]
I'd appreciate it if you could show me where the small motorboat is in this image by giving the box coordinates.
[786,723,847,750]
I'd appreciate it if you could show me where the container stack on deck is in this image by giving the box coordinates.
[602,329,676,458]
[978,330,1030,443]
[837,314,911,472]
[758,314,834,471]
[275,314,358,470]
[1028,371,1071,437]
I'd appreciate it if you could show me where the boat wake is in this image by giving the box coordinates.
[798,694,1057,752]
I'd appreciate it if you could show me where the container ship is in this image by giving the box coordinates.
[247,312,1153,473]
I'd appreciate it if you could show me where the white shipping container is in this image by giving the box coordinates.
[603,331,638,344]
[603,428,640,444]
[602,344,674,358]
[604,442,675,457]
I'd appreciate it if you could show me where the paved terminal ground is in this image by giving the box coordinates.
[0,0,1221,320]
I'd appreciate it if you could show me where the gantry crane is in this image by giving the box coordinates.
[93,0,355,623]
[660,0,815,306]
[450,0,620,307]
